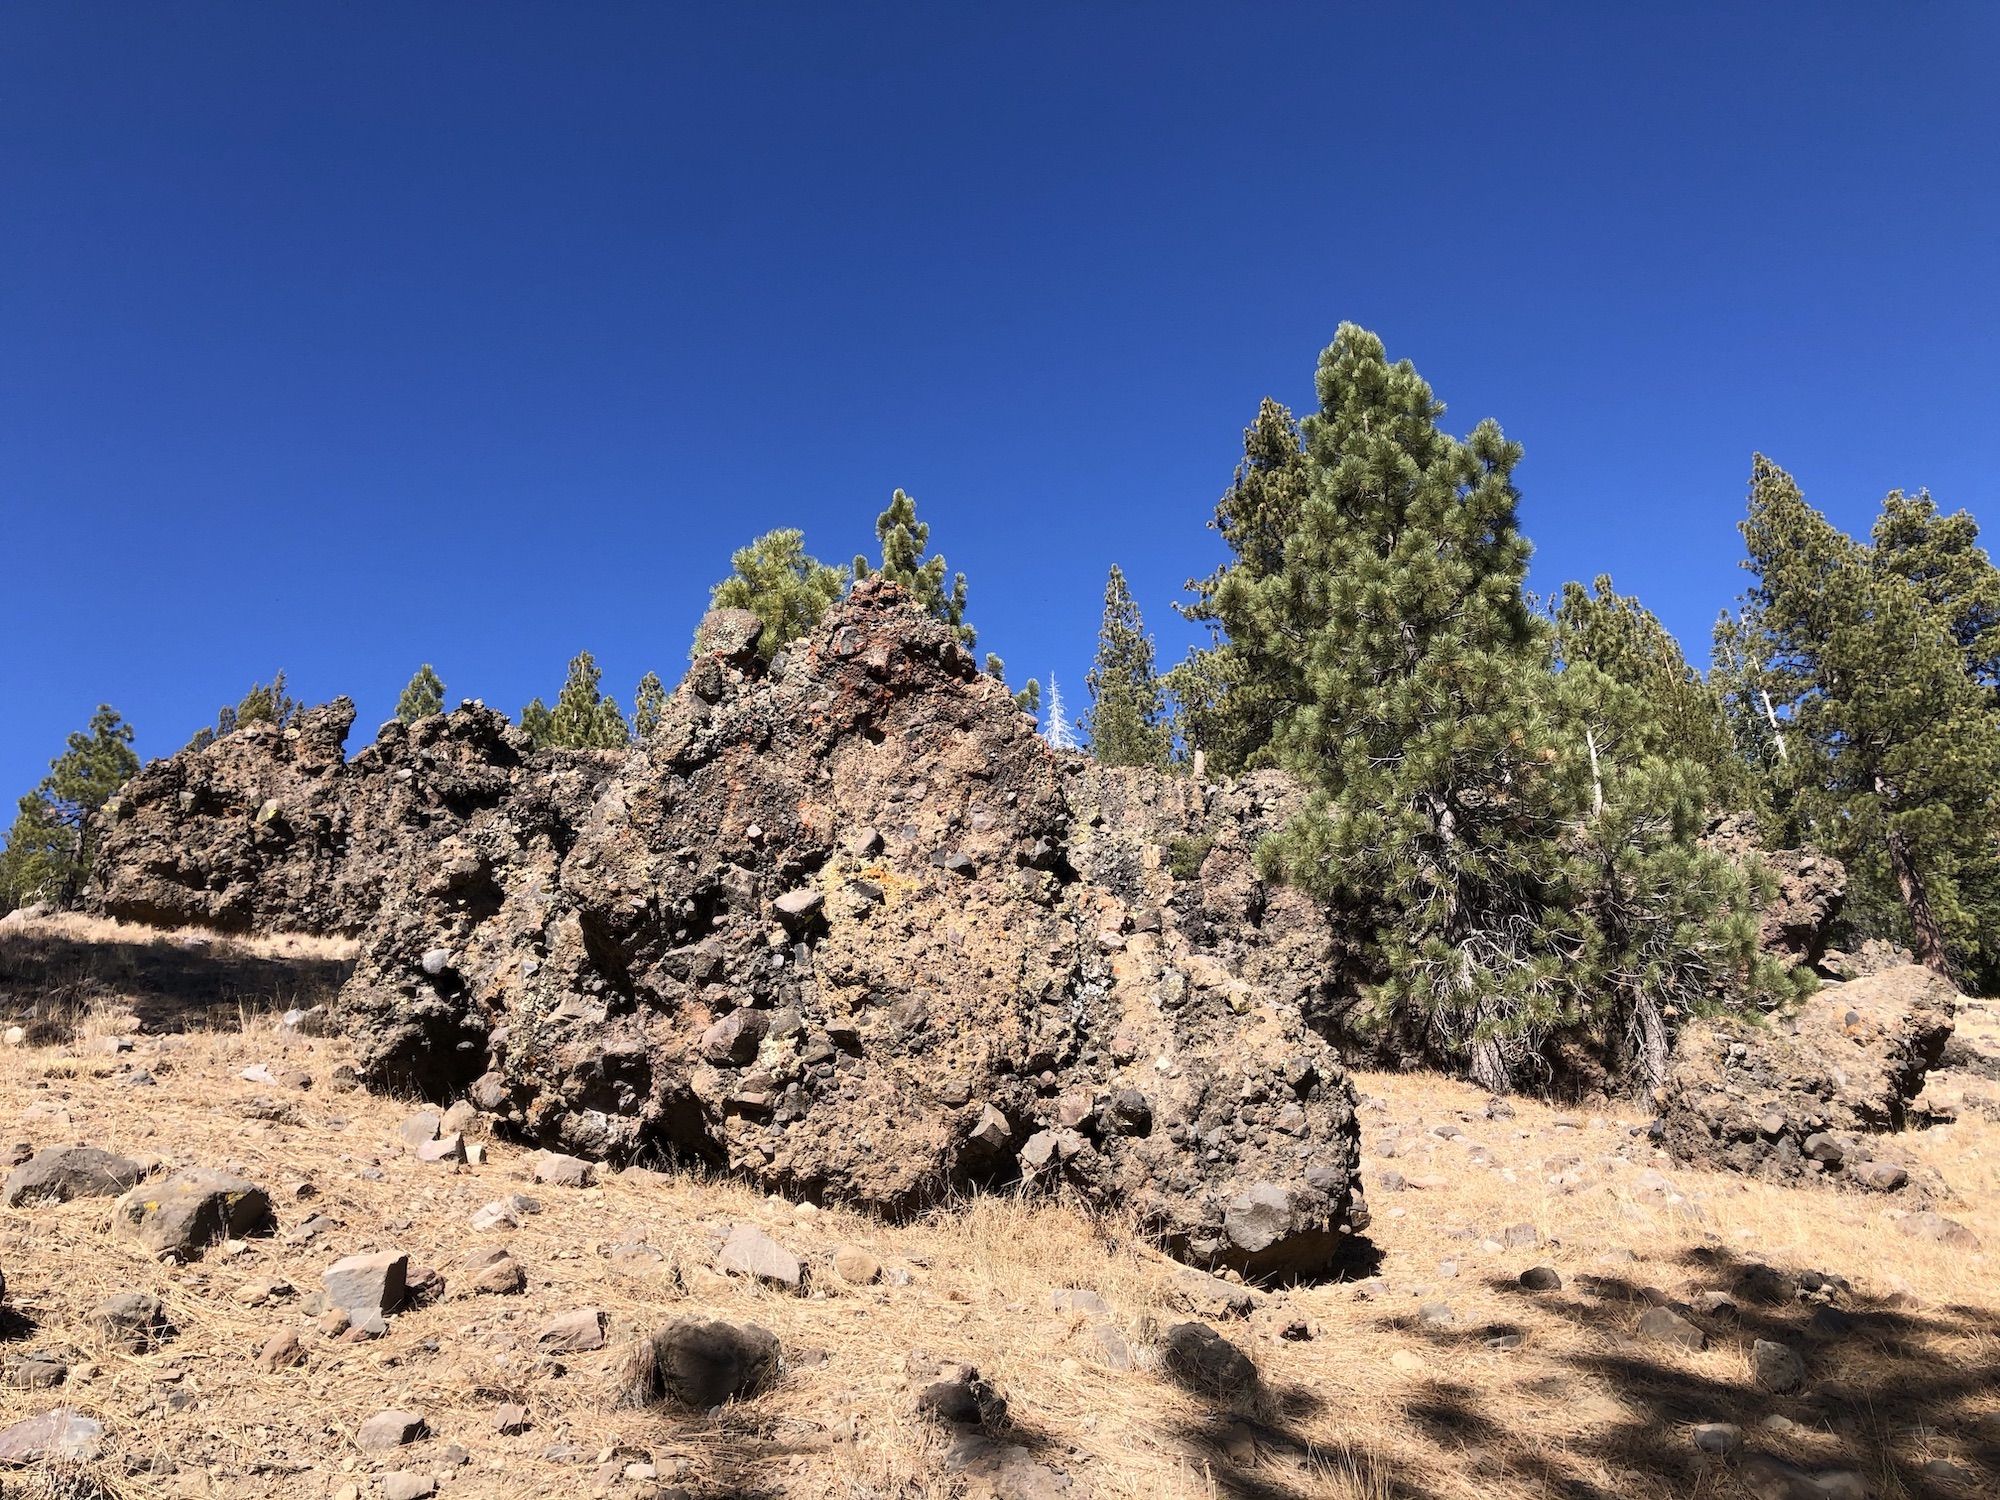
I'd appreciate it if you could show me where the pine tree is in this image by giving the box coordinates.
[0,705,141,909]
[983,655,1040,715]
[544,651,629,750]
[1169,398,1312,775]
[1085,565,1170,767]
[1044,675,1079,751]
[1552,577,1748,809]
[396,664,445,724]
[631,672,667,742]
[1242,325,1593,1087]
[186,672,301,751]
[518,698,554,750]
[1724,455,2000,981]
[1871,489,2000,691]
[855,488,974,646]
[707,529,848,661]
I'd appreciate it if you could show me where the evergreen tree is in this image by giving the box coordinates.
[707,529,848,661]
[855,488,974,646]
[518,698,554,750]
[185,672,301,751]
[0,795,72,912]
[544,651,629,750]
[1552,577,1749,809]
[1085,565,1170,767]
[1044,674,1079,751]
[0,705,141,909]
[1220,326,1784,1088]
[1871,489,2000,691]
[1169,398,1312,775]
[395,664,445,724]
[1723,456,2000,981]
[631,672,668,742]
[983,654,1040,715]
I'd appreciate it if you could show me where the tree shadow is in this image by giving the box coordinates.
[0,927,352,1033]
[1392,1245,2000,1498]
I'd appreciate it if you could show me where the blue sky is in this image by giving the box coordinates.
[3,4,1997,799]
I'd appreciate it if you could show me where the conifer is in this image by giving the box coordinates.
[631,672,667,742]
[1085,566,1170,768]
[395,664,445,724]
[708,529,848,660]
[855,489,974,646]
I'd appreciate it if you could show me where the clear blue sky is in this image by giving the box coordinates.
[4,4,1997,799]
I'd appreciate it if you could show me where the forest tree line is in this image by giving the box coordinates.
[7,325,1998,1092]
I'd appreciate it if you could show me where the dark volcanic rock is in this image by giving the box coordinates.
[1700,812,1845,968]
[85,583,1365,1280]
[1658,965,1955,1187]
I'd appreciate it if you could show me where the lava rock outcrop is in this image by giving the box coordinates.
[1657,964,1956,1188]
[96,582,1364,1279]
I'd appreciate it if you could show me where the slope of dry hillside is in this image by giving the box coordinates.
[1,914,1995,1500]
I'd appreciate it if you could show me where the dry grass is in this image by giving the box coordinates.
[0,915,1994,1499]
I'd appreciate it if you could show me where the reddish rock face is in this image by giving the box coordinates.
[89,580,1364,1281]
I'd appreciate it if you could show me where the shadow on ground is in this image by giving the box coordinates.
[0,926,352,1033]
[1154,1243,1997,1500]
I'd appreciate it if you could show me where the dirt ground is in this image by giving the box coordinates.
[0,913,1995,1500]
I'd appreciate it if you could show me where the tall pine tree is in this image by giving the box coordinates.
[1721,456,2000,982]
[522,653,628,751]
[0,705,141,909]
[1170,397,1311,775]
[1085,565,1170,767]
[1870,489,2000,692]
[631,672,667,742]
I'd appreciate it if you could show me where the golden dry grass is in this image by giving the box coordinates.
[0,915,1994,1500]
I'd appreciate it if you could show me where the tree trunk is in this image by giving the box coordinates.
[1887,824,1952,978]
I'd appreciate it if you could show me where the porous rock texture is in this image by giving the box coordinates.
[91,582,1363,1280]
[1700,812,1846,970]
[1658,965,1956,1187]
[88,699,619,939]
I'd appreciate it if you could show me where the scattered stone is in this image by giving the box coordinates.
[1898,1211,1981,1249]
[3,1145,143,1206]
[323,1250,408,1321]
[1160,1322,1258,1404]
[528,1151,595,1189]
[916,1362,1007,1427]
[715,1224,802,1291]
[832,1245,881,1286]
[1502,1222,1540,1249]
[356,1408,428,1451]
[114,1168,270,1258]
[89,1291,172,1352]
[470,1194,541,1231]
[382,1475,435,1500]
[1849,1160,1907,1192]
[465,1250,526,1296]
[617,1318,781,1409]
[1691,1422,1742,1456]
[1637,1306,1707,1350]
[408,1131,459,1165]
[492,1402,529,1435]
[0,1408,104,1465]
[535,1308,607,1353]
[1417,1301,1456,1328]
[1050,1288,1112,1319]
[1519,1266,1562,1292]
[3,1355,68,1388]
[1751,1338,1806,1393]
[1085,1323,1134,1370]
[256,1328,303,1372]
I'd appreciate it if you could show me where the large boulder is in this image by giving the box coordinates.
[1700,812,1845,969]
[1657,965,1956,1185]
[338,582,1364,1279]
